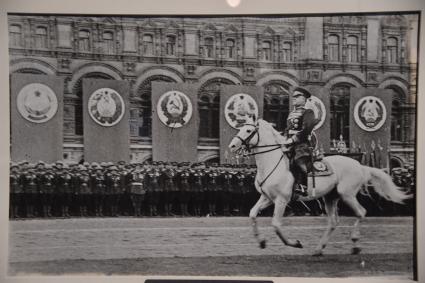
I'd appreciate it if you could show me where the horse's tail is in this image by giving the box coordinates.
[363,166,412,204]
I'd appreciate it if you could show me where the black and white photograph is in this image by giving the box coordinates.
[2,0,423,281]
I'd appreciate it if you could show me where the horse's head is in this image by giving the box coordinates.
[228,119,259,154]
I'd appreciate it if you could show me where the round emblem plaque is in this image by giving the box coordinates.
[88,88,125,127]
[353,96,387,132]
[224,93,259,129]
[157,90,193,128]
[17,83,58,123]
[305,95,326,130]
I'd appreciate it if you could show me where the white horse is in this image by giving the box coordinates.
[228,118,411,256]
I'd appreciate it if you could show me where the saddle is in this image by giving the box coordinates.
[308,159,333,177]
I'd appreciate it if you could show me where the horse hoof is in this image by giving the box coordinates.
[351,247,361,255]
[259,240,267,249]
[312,250,323,257]
[294,240,303,249]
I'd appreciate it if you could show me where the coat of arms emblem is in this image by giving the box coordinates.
[157,91,193,128]
[305,95,326,130]
[88,88,125,127]
[225,94,259,129]
[354,96,387,132]
[17,83,58,123]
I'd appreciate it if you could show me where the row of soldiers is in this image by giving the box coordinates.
[9,160,415,219]
[9,160,259,219]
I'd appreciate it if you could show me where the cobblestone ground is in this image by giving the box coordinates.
[8,216,414,277]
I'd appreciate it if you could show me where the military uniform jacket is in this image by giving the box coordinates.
[129,171,147,195]
[92,174,105,194]
[78,173,92,194]
[10,173,22,194]
[207,171,220,191]
[192,171,204,192]
[105,173,122,194]
[222,172,233,192]
[283,107,316,160]
[162,169,177,192]
[39,172,56,194]
[178,170,191,192]
[148,170,161,192]
[56,172,74,194]
[235,173,247,193]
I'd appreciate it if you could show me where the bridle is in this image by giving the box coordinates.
[234,123,285,157]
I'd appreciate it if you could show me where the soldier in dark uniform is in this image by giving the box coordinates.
[178,163,191,216]
[39,164,55,217]
[191,166,205,216]
[10,163,23,218]
[106,166,123,217]
[282,87,317,196]
[56,164,74,217]
[234,167,247,215]
[22,166,38,218]
[221,164,233,216]
[148,165,161,216]
[161,163,177,216]
[206,166,219,216]
[92,164,106,216]
[77,165,91,217]
[129,164,147,216]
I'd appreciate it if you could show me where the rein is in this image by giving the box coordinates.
[234,122,288,188]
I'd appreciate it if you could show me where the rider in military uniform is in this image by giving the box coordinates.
[282,87,317,196]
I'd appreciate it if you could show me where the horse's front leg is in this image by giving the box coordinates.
[313,196,340,256]
[272,197,303,248]
[249,194,272,249]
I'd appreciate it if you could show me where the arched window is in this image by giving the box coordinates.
[198,78,234,139]
[133,76,176,138]
[262,41,272,61]
[330,83,352,143]
[166,35,176,56]
[387,37,398,64]
[72,73,114,136]
[78,30,90,51]
[103,31,114,54]
[204,37,214,58]
[35,26,48,49]
[225,39,235,59]
[263,81,290,131]
[282,42,292,62]
[9,25,22,47]
[387,86,406,142]
[328,35,340,61]
[347,35,358,63]
[143,34,154,55]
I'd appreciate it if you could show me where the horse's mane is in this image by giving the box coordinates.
[257,119,285,143]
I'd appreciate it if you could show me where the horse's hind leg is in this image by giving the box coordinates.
[272,197,303,248]
[313,196,340,256]
[341,192,366,255]
[249,194,272,249]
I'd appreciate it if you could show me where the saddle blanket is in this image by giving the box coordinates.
[308,159,333,177]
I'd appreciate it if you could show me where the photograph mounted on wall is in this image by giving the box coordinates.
[7,12,418,280]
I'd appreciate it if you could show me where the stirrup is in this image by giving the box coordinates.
[294,184,308,196]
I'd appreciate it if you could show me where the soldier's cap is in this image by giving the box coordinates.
[171,162,178,166]
[56,160,64,165]
[83,162,90,167]
[62,164,69,169]
[240,164,248,168]
[100,162,108,167]
[292,87,311,99]
[118,160,126,165]
[110,166,118,171]
[45,164,52,169]
[11,163,19,169]
[79,165,87,171]
[37,160,45,165]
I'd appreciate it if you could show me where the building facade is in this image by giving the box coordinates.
[8,14,418,167]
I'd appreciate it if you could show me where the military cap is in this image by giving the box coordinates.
[171,162,178,166]
[45,164,52,169]
[21,160,29,165]
[10,162,19,169]
[79,165,87,171]
[83,162,90,167]
[62,163,69,169]
[118,160,126,165]
[110,166,118,171]
[292,87,311,99]
[56,160,64,165]
[37,160,45,165]
[100,162,108,167]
